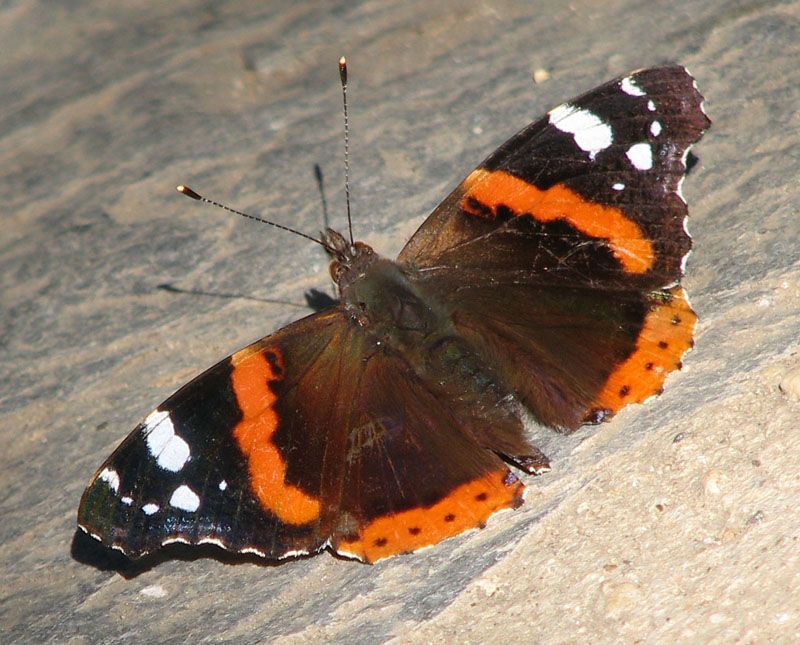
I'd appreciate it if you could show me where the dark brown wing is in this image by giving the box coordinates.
[329,341,527,563]
[78,310,349,559]
[78,308,526,562]
[399,65,708,289]
[398,66,708,429]
[431,280,695,430]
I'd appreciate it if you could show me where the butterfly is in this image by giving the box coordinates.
[78,64,709,564]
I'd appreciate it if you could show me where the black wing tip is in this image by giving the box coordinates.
[632,64,711,129]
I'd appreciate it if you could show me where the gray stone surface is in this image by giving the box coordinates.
[2,0,799,642]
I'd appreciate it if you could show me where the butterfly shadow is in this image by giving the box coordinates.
[685,151,700,173]
[157,283,337,312]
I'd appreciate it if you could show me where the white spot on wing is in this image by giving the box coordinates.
[676,148,690,203]
[169,485,200,512]
[650,120,662,136]
[98,467,120,493]
[680,247,692,274]
[121,496,133,505]
[162,536,191,546]
[620,76,645,96]
[142,503,160,515]
[218,480,228,491]
[143,409,191,472]
[282,549,310,559]
[612,182,625,191]
[334,548,366,562]
[647,99,656,112]
[548,104,613,160]
[144,409,169,427]
[626,143,653,170]
[688,68,709,119]
[241,546,268,557]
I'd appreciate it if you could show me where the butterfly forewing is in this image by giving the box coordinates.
[79,311,346,559]
[399,65,708,430]
[399,65,709,290]
[79,308,527,562]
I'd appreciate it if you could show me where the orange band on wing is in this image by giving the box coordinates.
[231,350,321,525]
[593,286,696,413]
[335,470,524,563]
[461,169,654,273]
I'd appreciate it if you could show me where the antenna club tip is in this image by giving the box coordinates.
[176,184,202,200]
[338,56,347,83]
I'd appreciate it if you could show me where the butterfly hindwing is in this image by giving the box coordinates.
[330,342,527,562]
[398,65,708,430]
[424,280,696,430]
[79,309,528,562]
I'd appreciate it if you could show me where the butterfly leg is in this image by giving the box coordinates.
[498,447,551,475]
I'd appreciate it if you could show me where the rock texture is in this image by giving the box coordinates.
[2,0,799,642]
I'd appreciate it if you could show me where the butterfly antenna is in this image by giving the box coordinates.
[176,185,333,252]
[339,56,355,246]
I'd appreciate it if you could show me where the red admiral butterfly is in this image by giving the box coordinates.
[78,63,709,564]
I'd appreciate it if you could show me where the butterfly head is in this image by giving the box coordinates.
[323,228,377,293]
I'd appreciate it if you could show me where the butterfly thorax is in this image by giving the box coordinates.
[323,228,446,347]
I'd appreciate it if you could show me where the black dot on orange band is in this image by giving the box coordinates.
[619,385,631,397]
[658,341,669,349]
[645,362,654,370]
[444,513,456,522]
[373,537,388,547]
[408,527,421,535]
[465,196,487,215]
[672,315,682,325]
[475,492,488,502]
[265,351,283,374]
